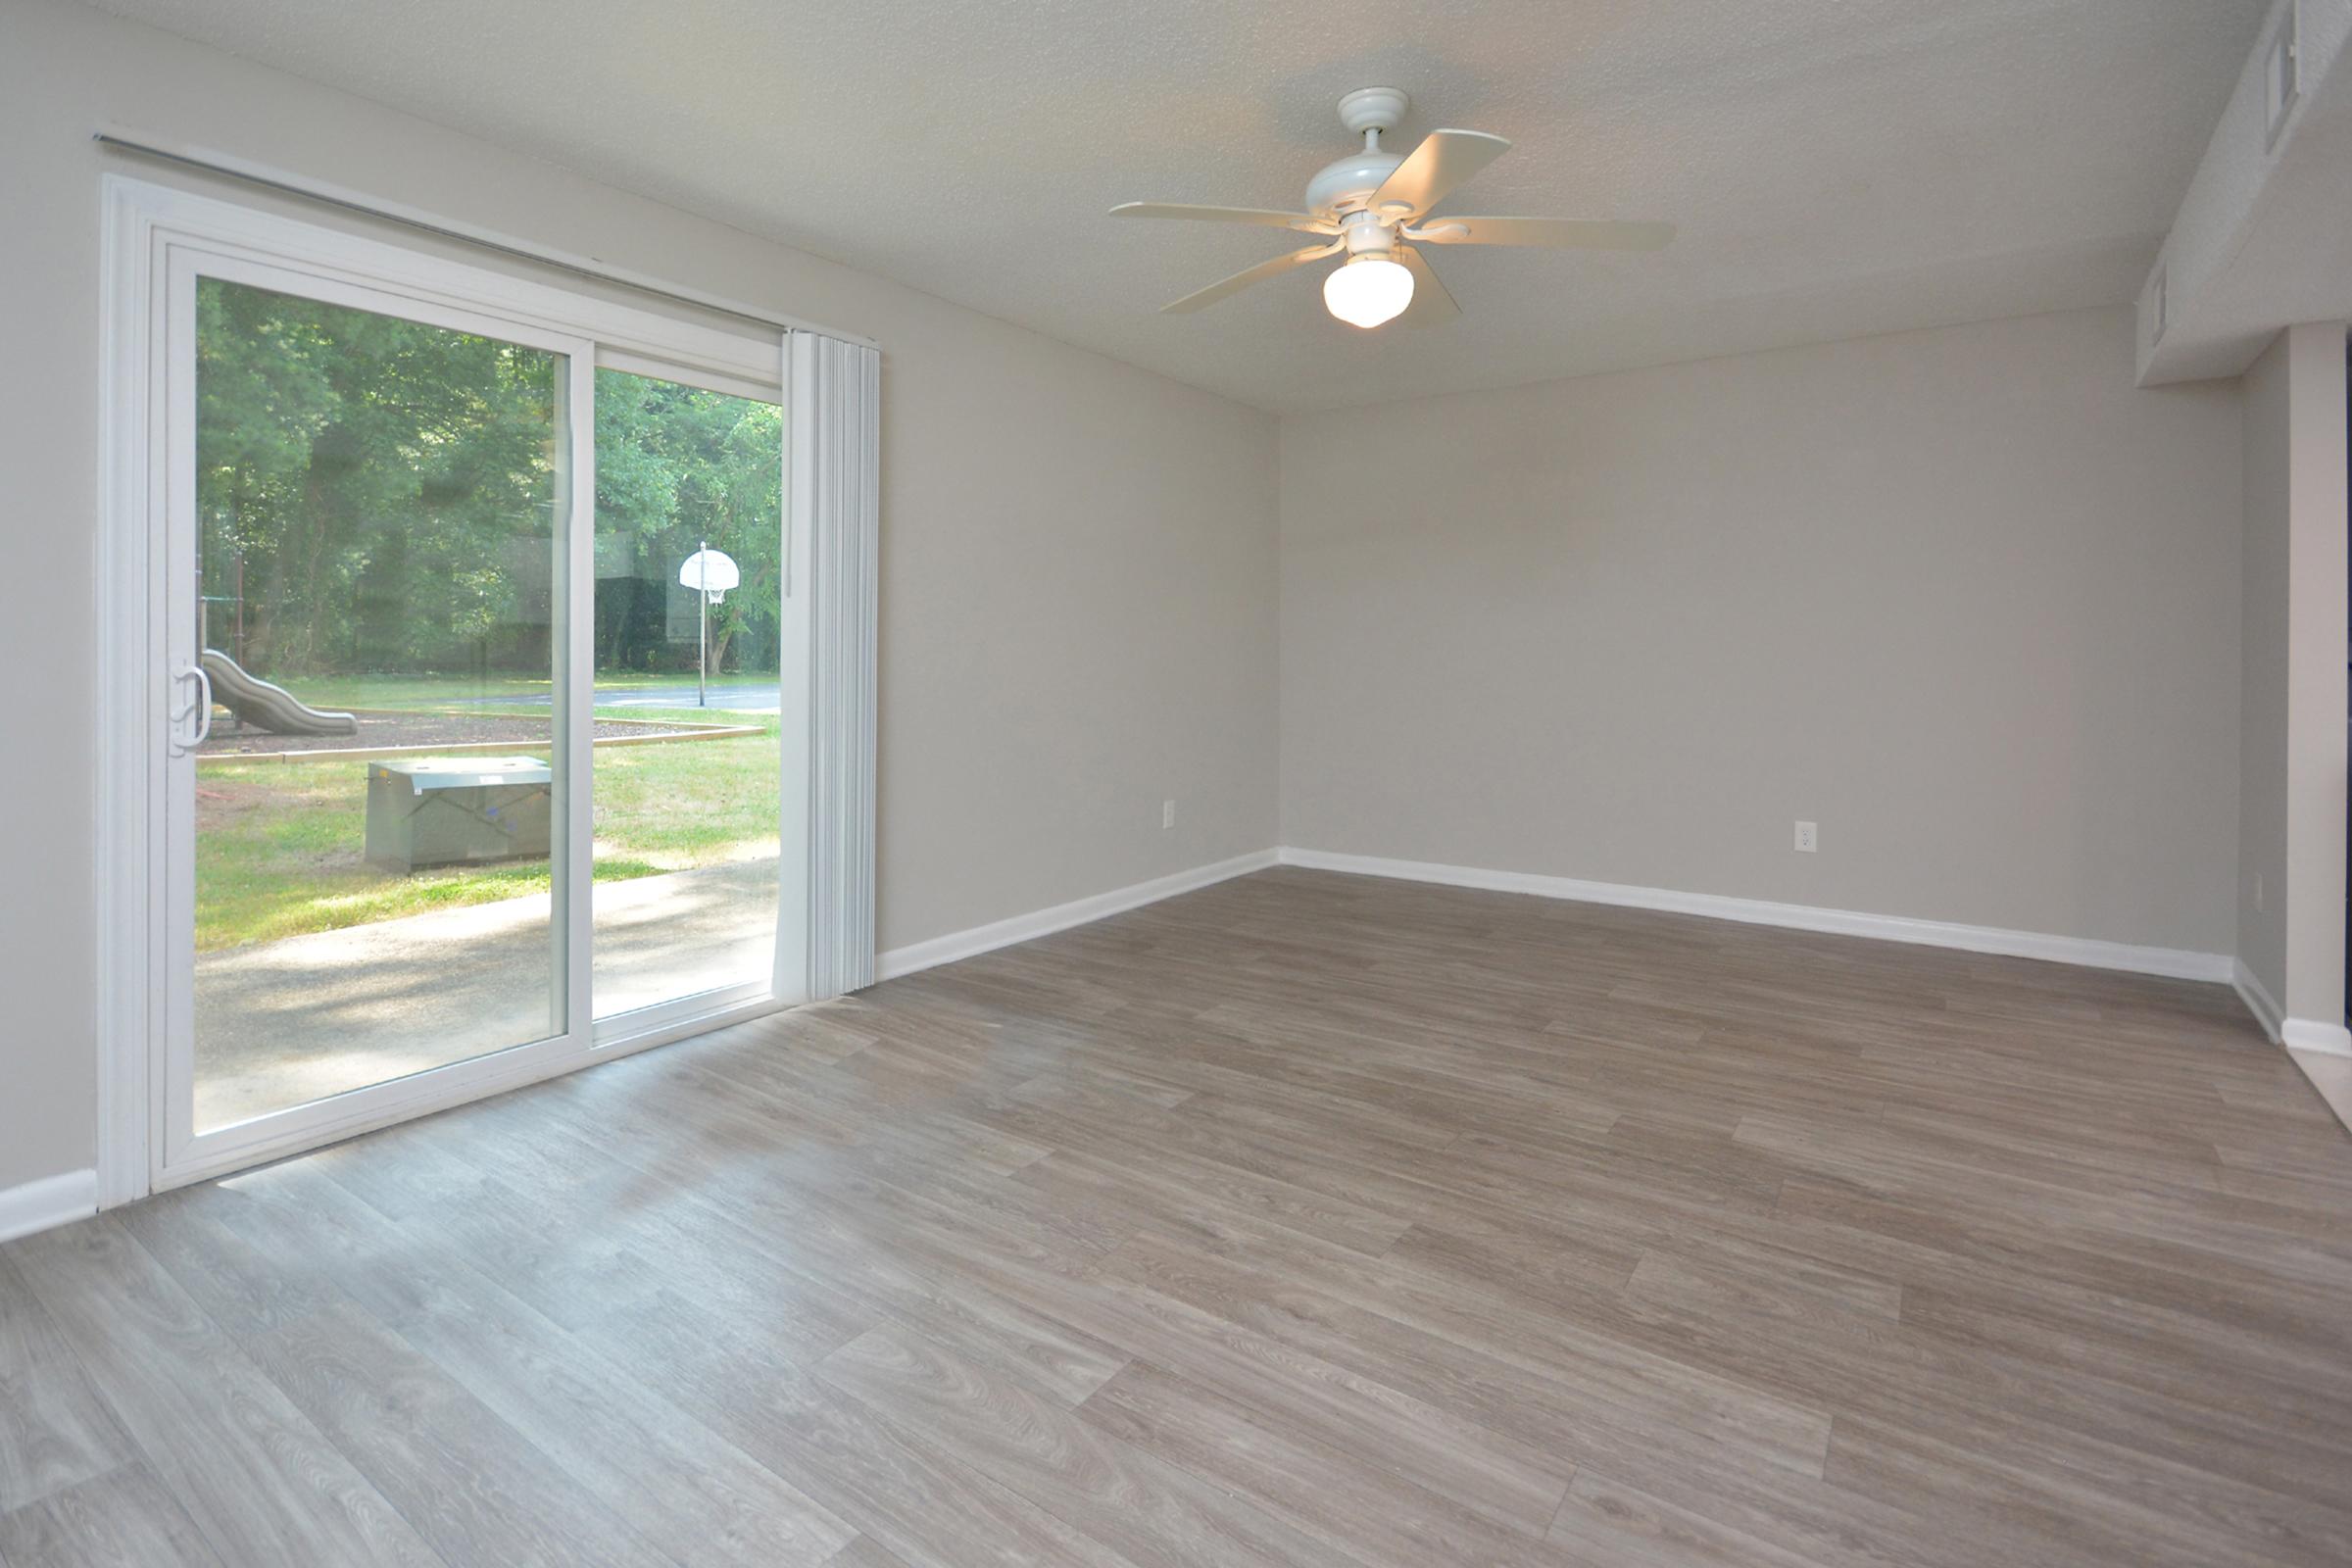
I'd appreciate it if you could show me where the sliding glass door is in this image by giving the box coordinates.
[165,254,598,1172]
[181,269,584,1139]
[146,226,803,1187]
[99,173,875,1205]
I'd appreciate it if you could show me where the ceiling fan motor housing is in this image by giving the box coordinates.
[1306,149,1405,218]
[1310,85,1411,217]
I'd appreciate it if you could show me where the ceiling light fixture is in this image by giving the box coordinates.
[1323,254,1414,328]
[1111,86,1674,331]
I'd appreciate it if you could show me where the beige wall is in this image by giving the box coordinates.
[1280,307,2244,955]
[0,0,1279,1192]
[2239,323,2351,1030]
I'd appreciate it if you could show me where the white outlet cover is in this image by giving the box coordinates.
[1794,820,1819,853]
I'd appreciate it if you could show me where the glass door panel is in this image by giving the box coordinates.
[185,273,573,1134]
[589,367,783,1020]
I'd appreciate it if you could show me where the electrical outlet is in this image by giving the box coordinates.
[1161,799,1176,830]
[1793,820,1818,854]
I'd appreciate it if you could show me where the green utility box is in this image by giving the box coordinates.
[364,757,553,872]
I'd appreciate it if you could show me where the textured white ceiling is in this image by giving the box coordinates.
[84,0,2267,413]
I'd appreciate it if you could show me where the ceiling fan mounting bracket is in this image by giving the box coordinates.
[1337,86,1409,140]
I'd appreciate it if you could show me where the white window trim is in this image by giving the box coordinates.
[95,174,879,1205]
[97,129,877,352]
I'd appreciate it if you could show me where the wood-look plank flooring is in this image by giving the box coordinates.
[5,866,2350,1567]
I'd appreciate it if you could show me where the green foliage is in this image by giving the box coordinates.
[198,277,560,676]
[591,368,783,674]
[197,278,784,682]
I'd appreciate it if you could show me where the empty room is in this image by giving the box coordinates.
[3,1,2350,1564]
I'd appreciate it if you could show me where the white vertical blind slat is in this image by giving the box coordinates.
[792,331,880,998]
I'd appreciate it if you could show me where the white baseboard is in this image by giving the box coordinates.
[2231,960,2349,1056]
[869,843,2256,1020]
[1278,847,2235,983]
[0,1168,98,1245]
[2282,1018,2352,1057]
[877,850,1279,981]
[2233,960,2286,1043]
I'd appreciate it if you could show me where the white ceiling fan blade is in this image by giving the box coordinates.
[1161,239,1345,314]
[1365,129,1511,220]
[1395,246,1459,326]
[1405,217,1676,250]
[1112,202,1339,234]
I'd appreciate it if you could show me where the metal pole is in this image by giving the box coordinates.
[697,539,709,708]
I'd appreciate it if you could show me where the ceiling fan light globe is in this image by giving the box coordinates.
[1323,256,1413,328]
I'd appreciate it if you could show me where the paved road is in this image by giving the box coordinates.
[473,682,779,714]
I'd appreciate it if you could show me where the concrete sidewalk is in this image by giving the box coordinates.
[193,858,778,1131]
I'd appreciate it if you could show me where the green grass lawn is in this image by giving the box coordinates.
[195,699,780,953]
[279,670,778,713]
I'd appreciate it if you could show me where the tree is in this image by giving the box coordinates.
[197,275,559,676]
[196,277,786,684]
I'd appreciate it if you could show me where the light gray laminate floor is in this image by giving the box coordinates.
[5,867,2350,1567]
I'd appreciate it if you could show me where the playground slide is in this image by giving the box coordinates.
[200,649,361,737]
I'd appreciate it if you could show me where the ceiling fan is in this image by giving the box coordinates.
[1111,87,1674,329]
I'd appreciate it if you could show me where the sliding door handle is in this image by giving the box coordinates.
[170,662,214,755]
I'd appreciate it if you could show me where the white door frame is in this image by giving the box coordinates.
[95,175,877,1203]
